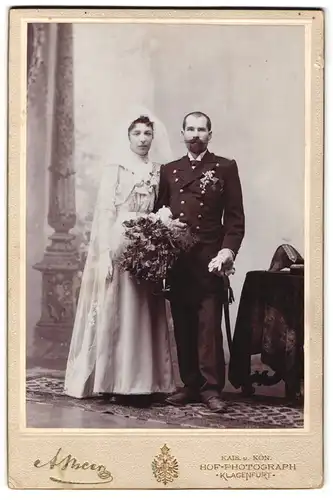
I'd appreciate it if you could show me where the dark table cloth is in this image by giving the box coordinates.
[228,270,304,396]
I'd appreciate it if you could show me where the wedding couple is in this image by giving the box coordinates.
[64,108,245,413]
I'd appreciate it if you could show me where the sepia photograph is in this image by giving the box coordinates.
[7,7,323,489]
[26,18,305,430]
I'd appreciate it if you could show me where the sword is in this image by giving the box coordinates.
[222,274,234,354]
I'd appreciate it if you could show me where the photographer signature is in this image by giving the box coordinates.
[34,448,113,485]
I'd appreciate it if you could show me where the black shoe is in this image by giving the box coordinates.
[204,396,227,413]
[166,390,200,407]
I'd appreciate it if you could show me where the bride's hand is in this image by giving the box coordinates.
[106,253,114,282]
[107,264,113,280]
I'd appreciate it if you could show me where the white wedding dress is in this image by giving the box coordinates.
[64,154,176,398]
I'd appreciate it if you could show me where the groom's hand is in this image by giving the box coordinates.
[169,218,187,230]
[208,249,235,276]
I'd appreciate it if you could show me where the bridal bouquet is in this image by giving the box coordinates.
[116,207,197,283]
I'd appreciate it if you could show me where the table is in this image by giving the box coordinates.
[228,270,304,400]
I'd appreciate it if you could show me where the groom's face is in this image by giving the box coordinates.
[182,115,212,155]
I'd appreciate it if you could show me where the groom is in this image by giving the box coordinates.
[155,111,245,412]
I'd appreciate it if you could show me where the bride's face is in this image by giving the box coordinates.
[128,123,154,157]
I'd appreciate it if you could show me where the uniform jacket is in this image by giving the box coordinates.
[154,150,245,302]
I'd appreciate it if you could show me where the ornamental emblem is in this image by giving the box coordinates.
[151,444,179,486]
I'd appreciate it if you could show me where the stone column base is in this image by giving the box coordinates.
[28,323,73,371]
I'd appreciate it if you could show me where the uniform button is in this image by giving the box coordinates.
[198,214,202,219]
[196,226,200,230]
[201,190,205,194]
[181,200,185,204]
[175,178,179,182]
[180,212,185,217]
[200,202,204,206]
[180,189,184,193]
[173,169,177,173]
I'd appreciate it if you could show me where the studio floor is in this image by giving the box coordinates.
[26,368,304,430]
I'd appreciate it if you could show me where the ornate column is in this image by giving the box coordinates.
[33,23,79,369]
[26,23,49,364]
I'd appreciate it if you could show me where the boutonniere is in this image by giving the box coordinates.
[200,170,222,194]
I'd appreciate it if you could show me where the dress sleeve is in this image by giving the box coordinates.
[90,164,120,260]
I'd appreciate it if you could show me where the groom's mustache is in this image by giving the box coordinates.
[187,137,204,145]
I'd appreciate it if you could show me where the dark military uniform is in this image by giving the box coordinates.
[155,150,245,400]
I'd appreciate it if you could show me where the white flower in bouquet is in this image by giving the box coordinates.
[155,205,173,225]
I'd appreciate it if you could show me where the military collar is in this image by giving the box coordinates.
[172,151,221,189]
[187,149,208,163]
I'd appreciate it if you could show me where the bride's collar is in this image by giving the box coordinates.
[123,149,153,175]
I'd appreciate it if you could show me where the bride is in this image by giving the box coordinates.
[64,108,176,401]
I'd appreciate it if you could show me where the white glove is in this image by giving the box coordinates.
[208,249,235,277]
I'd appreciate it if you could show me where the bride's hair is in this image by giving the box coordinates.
[128,115,154,136]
